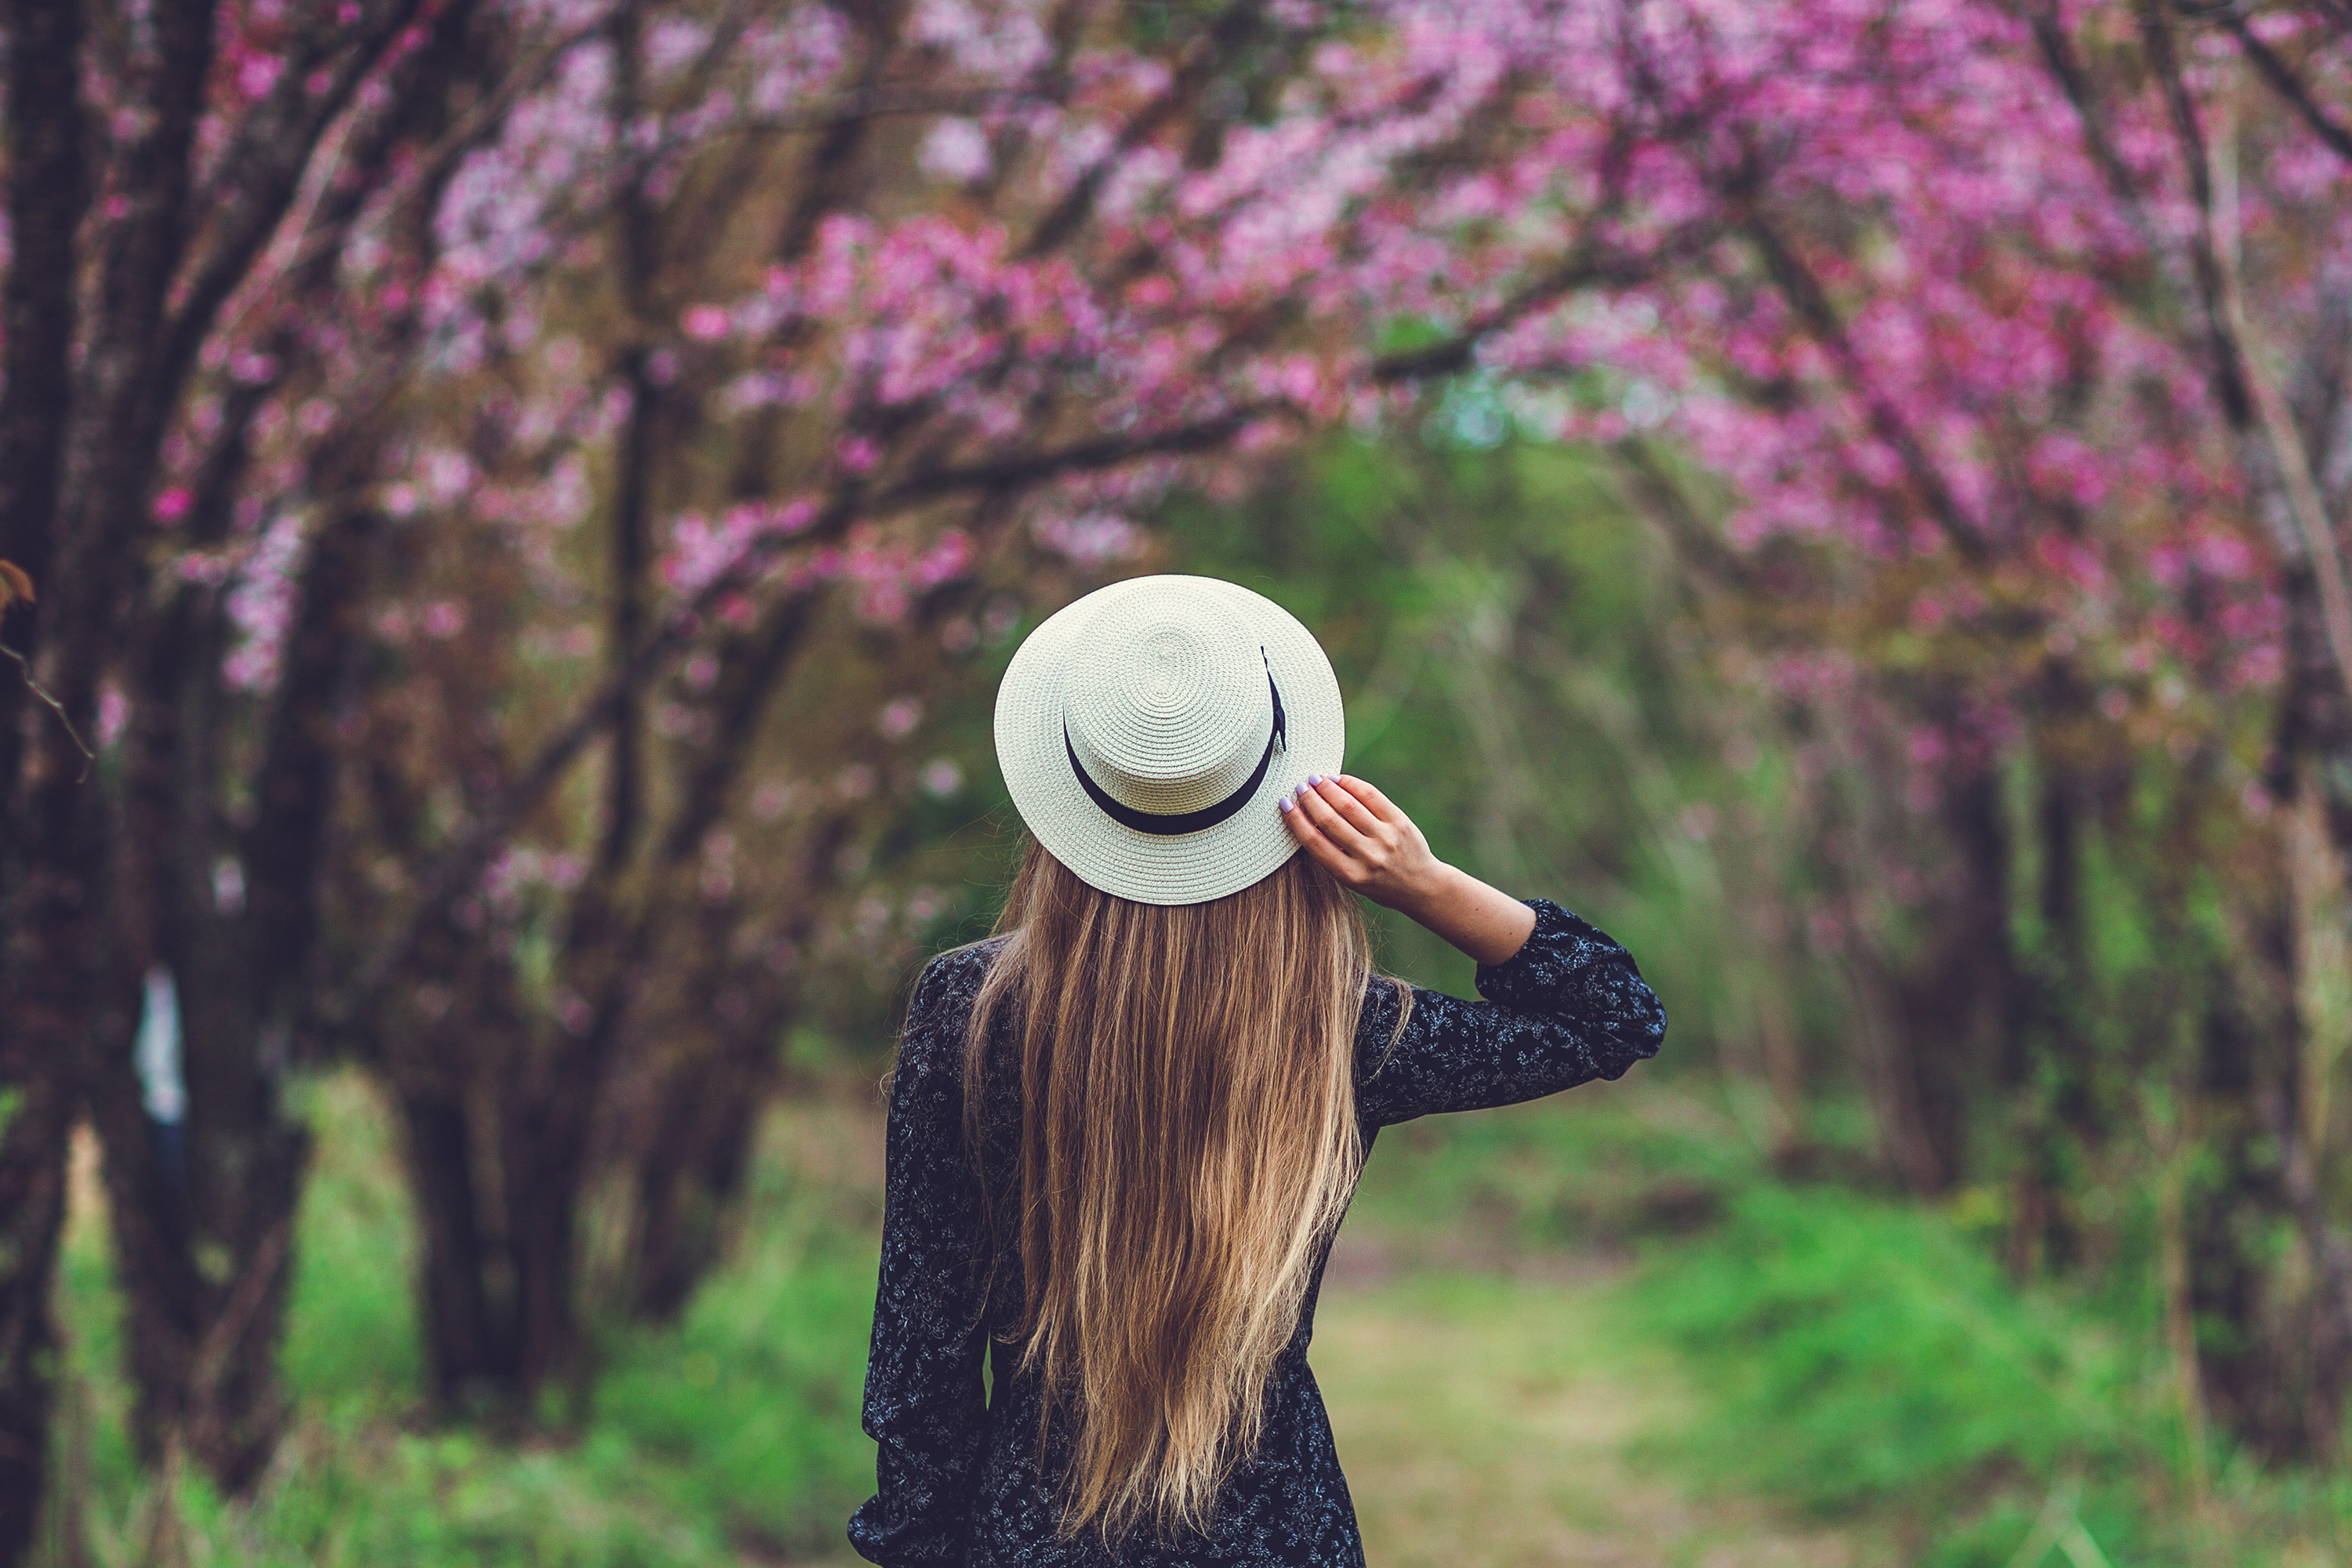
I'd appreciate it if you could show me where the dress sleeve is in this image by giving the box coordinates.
[848,952,993,1565]
[1355,898,1666,1128]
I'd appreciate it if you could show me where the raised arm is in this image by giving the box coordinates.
[1354,897,1664,1124]
[1283,774,1666,1127]
[848,950,993,1566]
[1280,773,1534,964]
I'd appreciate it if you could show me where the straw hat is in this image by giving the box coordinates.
[993,575,1344,905]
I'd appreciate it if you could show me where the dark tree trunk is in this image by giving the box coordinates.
[79,0,485,1485]
[1889,764,2015,1193]
[622,817,848,1320]
[0,0,88,1559]
[0,0,210,1492]
[373,885,529,1409]
[1839,740,2018,1199]
[0,1080,72,1567]
[2184,938,2305,1457]
[2007,758,2088,1278]
[627,1075,765,1323]
[2180,568,2352,1461]
[394,1076,518,1406]
[93,510,385,1485]
[0,0,85,844]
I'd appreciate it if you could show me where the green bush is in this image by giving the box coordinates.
[1621,1181,2157,1559]
[281,1073,426,1414]
[1350,1080,1763,1254]
[589,1221,876,1552]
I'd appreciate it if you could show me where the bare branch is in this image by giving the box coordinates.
[872,405,1278,506]
[1020,0,1265,259]
[0,641,93,782]
[2213,5,2352,166]
[157,0,437,409]
[2205,90,2352,710]
[1744,214,1994,565]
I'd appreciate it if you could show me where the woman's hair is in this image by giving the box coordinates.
[959,837,1405,1545]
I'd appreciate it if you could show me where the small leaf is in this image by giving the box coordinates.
[0,560,31,614]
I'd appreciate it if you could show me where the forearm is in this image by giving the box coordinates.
[1396,862,1536,967]
[1282,775,1538,965]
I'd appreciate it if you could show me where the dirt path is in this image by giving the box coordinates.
[1311,1258,1880,1568]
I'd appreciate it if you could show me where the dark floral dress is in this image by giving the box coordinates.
[848,898,1666,1566]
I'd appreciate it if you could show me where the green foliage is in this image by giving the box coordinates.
[280,1075,424,1413]
[1350,1080,1764,1253]
[1343,1082,2230,1563]
[587,1214,875,1548]
[146,1432,746,1568]
[52,1076,877,1568]
[1624,1184,2132,1519]
[1167,431,1824,1073]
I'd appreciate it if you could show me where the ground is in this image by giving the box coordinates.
[1312,1258,1876,1567]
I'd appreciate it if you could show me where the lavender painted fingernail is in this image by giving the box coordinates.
[1308,773,1324,786]
[1279,796,1294,813]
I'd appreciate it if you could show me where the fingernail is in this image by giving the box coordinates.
[1308,773,1324,786]
[1279,796,1293,813]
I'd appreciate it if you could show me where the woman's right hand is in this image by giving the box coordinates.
[1281,775,1537,966]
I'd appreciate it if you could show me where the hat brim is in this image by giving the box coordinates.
[993,576,1345,906]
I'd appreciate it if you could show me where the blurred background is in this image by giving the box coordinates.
[5,0,2352,1562]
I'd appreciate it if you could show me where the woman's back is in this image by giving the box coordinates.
[851,895,1664,1566]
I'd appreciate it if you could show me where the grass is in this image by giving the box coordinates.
[49,1075,880,1568]
[42,1065,2352,1566]
[1342,1079,2352,1565]
[1315,1269,1882,1566]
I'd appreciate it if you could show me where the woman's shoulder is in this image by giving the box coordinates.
[901,937,1009,1049]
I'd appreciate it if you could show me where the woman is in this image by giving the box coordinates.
[850,575,1665,1566]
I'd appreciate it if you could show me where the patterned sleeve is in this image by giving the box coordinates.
[1355,898,1666,1128]
[848,949,993,1566]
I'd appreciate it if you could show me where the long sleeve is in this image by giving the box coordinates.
[1355,898,1665,1128]
[848,951,993,1565]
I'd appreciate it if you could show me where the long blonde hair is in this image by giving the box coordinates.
[959,838,1404,1545]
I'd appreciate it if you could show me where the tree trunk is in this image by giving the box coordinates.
[0,0,86,849]
[0,1083,72,1567]
[2007,758,2087,1278]
[1889,764,2015,1193]
[2182,571,2352,1460]
[395,1087,517,1407]
[0,0,88,1558]
[619,815,849,1319]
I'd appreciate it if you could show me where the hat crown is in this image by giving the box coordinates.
[1063,593,1272,817]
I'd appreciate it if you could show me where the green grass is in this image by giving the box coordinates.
[586,1148,878,1554]
[45,1067,2352,1566]
[1315,1268,1885,1566]
[49,1075,879,1568]
[280,1073,427,1414]
[1623,1182,2143,1559]
[1350,1073,1766,1256]
[1347,1080,2352,1566]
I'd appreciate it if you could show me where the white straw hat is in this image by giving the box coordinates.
[993,574,1343,905]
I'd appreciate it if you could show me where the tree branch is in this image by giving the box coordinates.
[1743,214,1994,565]
[156,0,436,414]
[0,0,91,843]
[1019,0,1265,260]
[2135,3,2352,709]
[2215,5,2352,167]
